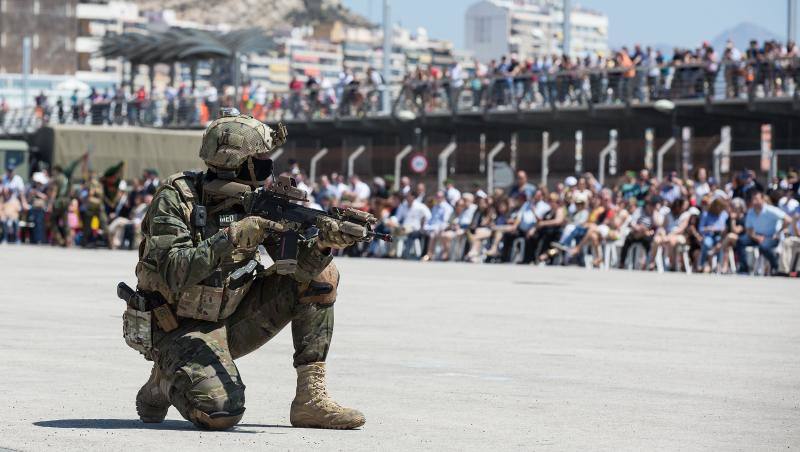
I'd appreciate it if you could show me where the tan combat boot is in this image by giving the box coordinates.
[290,362,366,429]
[136,365,171,423]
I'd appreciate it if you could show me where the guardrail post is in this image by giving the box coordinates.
[486,141,506,193]
[309,147,328,185]
[656,137,677,181]
[393,145,413,191]
[644,128,654,170]
[712,126,731,182]
[510,132,518,170]
[347,145,366,178]
[541,132,561,187]
[598,129,618,186]
[574,130,583,174]
[437,138,457,190]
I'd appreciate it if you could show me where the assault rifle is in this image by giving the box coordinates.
[242,175,391,274]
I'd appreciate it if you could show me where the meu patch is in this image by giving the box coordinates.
[218,214,241,226]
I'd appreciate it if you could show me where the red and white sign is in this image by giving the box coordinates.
[409,153,428,174]
[760,124,772,173]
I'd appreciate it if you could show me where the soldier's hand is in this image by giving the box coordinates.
[228,217,284,248]
[316,216,364,250]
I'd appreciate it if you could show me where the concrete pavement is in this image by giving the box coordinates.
[0,245,798,450]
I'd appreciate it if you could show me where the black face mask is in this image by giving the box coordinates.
[234,158,273,184]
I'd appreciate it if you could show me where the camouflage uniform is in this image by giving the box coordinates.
[82,176,109,247]
[49,172,71,246]
[130,112,364,430]
[138,179,334,424]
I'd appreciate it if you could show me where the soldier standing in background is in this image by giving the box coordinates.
[47,165,71,246]
[81,170,110,248]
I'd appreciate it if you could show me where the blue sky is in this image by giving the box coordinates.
[343,0,795,49]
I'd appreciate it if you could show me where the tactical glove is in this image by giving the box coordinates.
[228,217,284,248]
[316,216,365,250]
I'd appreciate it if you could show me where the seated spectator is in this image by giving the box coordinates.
[618,196,659,269]
[698,197,729,273]
[437,193,477,260]
[736,190,786,274]
[422,190,455,261]
[495,192,538,262]
[444,179,461,206]
[484,197,514,258]
[509,170,536,199]
[651,198,691,271]
[466,195,494,262]
[530,193,567,264]
[548,192,591,261]
[315,175,338,204]
[778,200,800,274]
[568,189,617,266]
[387,190,431,259]
[717,197,747,273]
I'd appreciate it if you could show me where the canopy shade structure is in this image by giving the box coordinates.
[98,27,273,65]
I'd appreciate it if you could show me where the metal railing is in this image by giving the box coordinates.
[2,56,798,135]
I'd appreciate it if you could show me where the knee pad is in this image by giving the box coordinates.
[189,407,245,430]
[298,262,339,306]
[172,372,246,429]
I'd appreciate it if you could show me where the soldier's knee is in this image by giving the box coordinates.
[174,372,246,430]
[298,262,339,306]
[188,407,244,431]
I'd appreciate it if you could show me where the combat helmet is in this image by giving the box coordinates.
[199,108,287,185]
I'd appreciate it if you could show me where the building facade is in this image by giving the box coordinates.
[465,0,608,63]
[0,0,79,75]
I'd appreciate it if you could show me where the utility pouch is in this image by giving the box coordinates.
[176,285,223,322]
[152,304,179,332]
[275,231,300,275]
[123,307,153,360]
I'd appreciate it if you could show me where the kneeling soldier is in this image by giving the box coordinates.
[127,111,365,430]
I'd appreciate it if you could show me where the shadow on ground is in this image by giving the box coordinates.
[33,419,291,433]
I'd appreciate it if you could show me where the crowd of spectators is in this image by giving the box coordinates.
[6,38,797,132]
[5,156,798,278]
[396,38,800,113]
[0,162,156,250]
[315,167,800,277]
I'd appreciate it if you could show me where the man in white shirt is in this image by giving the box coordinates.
[424,190,454,234]
[736,190,786,274]
[399,176,412,196]
[348,175,371,203]
[389,191,432,258]
[331,173,349,200]
[444,180,461,206]
[779,199,800,274]
[2,165,25,200]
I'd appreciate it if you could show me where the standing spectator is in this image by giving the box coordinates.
[1,187,21,243]
[447,61,464,112]
[0,96,7,127]
[2,164,25,199]
[736,190,786,274]
[141,169,160,195]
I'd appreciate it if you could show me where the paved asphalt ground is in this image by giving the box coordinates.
[0,245,798,451]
